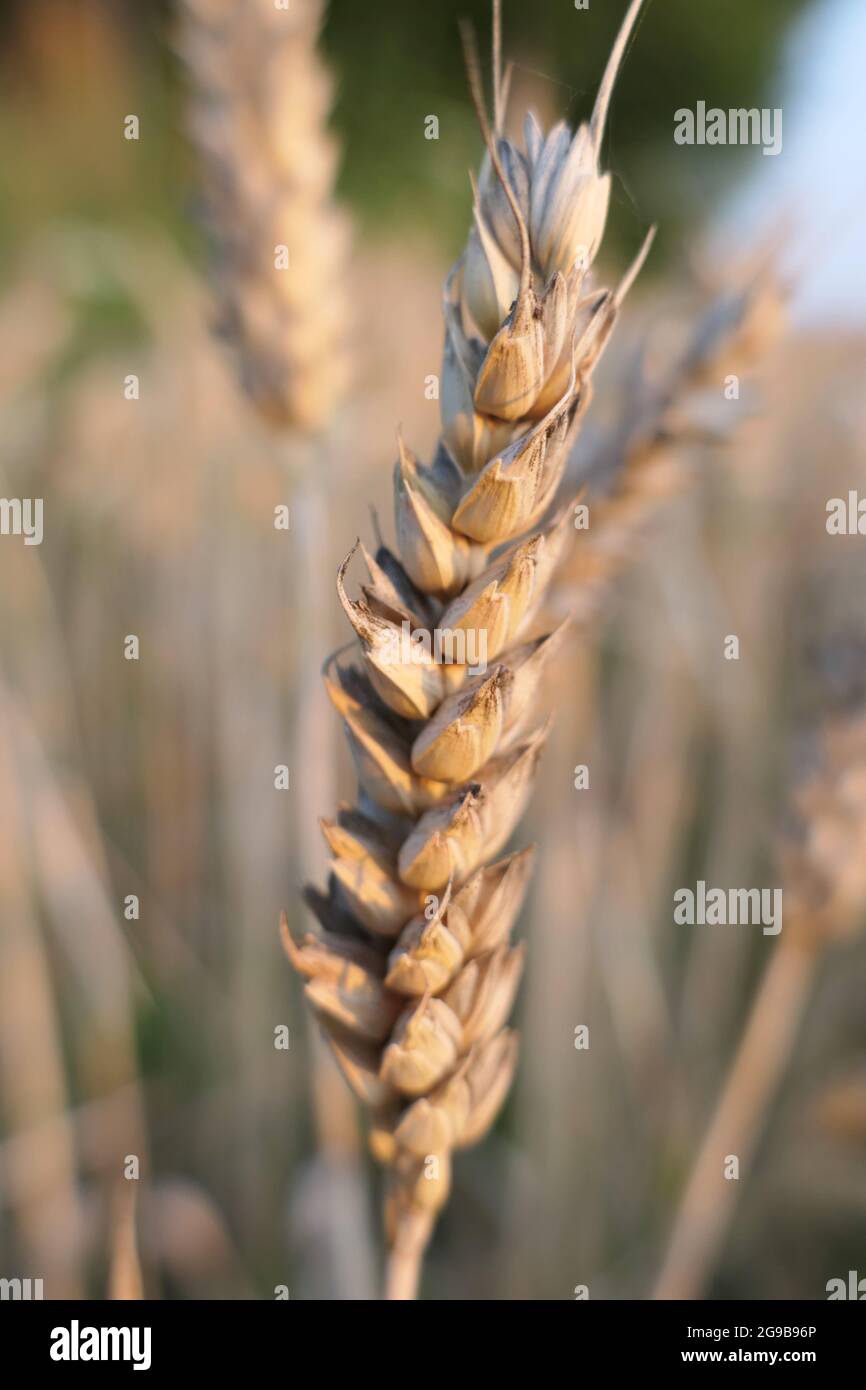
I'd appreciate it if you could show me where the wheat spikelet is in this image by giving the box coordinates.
[181,0,350,432]
[281,0,654,1299]
[654,706,866,1300]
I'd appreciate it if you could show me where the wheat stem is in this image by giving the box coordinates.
[294,456,378,1299]
[384,1209,435,1301]
[182,0,371,1296]
[653,939,817,1300]
[655,707,866,1299]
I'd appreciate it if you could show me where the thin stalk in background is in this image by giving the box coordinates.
[181,0,372,1296]
[655,709,866,1299]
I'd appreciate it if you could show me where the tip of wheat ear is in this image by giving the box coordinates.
[284,0,654,1296]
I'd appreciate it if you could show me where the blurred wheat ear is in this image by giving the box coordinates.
[180,0,351,430]
[180,0,377,1299]
[558,261,787,624]
[654,708,866,1300]
[282,0,665,1300]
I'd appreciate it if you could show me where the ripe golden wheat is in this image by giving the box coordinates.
[281,0,660,1299]
[181,0,350,431]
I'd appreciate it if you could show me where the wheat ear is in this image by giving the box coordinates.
[180,0,350,431]
[560,267,786,627]
[654,709,866,1300]
[281,0,652,1300]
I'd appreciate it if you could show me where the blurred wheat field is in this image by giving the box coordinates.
[2,0,866,1302]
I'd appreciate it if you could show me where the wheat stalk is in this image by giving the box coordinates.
[279,0,659,1300]
[180,0,350,431]
[108,1181,144,1301]
[182,0,378,1296]
[654,708,866,1300]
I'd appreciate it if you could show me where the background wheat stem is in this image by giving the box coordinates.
[654,704,866,1299]
[0,689,86,1297]
[653,938,817,1299]
[108,1181,145,1300]
[182,0,372,1296]
[293,444,378,1300]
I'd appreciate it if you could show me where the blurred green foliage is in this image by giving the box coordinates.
[0,0,811,273]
